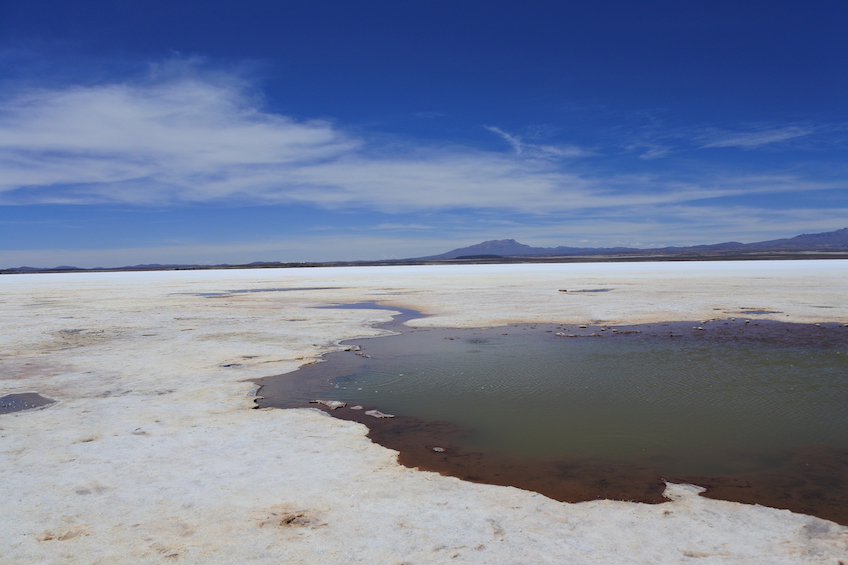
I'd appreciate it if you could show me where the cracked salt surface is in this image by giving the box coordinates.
[2,262,848,563]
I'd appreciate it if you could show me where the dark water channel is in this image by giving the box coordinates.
[254,303,848,524]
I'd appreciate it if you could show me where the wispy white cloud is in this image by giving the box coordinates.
[0,233,461,267]
[484,125,590,159]
[0,74,668,213]
[485,125,524,153]
[0,71,357,204]
[373,223,434,230]
[0,64,841,220]
[6,202,846,268]
[625,143,672,160]
[618,120,833,159]
[463,203,848,251]
[699,126,813,149]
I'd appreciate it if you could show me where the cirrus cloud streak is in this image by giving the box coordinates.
[1,70,837,215]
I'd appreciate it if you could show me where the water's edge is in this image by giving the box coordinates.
[253,303,848,525]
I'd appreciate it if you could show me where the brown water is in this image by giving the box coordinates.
[255,304,848,524]
[326,328,847,475]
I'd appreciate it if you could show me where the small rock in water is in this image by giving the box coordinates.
[364,409,395,418]
[431,446,446,453]
[310,400,346,410]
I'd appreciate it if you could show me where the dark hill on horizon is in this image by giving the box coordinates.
[5,228,848,273]
[424,228,848,259]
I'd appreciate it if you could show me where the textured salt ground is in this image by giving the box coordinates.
[2,262,848,564]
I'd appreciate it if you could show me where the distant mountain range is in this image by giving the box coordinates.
[424,227,848,259]
[4,228,848,273]
[1,261,286,273]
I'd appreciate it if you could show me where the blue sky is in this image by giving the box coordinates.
[1,1,847,267]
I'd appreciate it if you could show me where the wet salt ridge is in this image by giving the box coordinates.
[256,304,848,525]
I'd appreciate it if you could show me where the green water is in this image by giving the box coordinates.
[329,327,848,475]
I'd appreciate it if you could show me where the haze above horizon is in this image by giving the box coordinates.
[2,1,847,268]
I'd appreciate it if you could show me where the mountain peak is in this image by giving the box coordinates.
[425,228,848,260]
[428,239,536,258]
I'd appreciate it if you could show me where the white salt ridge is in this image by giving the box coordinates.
[2,262,847,563]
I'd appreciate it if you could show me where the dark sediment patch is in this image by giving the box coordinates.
[253,305,848,525]
[288,401,670,504]
[562,288,615,293]
[670,446,848,526]
[285,401,848,524]
[265,394,848,524]
[734,309,783,315]
[0,392,57,414]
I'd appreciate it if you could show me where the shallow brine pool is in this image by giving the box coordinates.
[323,324,848,477]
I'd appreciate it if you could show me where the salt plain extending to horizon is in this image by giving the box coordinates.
[2,260,848,564]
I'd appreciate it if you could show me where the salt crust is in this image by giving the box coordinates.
[2,261,847,564]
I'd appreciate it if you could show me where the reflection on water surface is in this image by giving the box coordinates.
[255,305,848,523]
[326,325,848,476]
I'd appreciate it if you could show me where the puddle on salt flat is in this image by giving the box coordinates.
[329,328,848,475]
[0,392,57,414]
[180,286,345,298]
[255,305,848,523]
